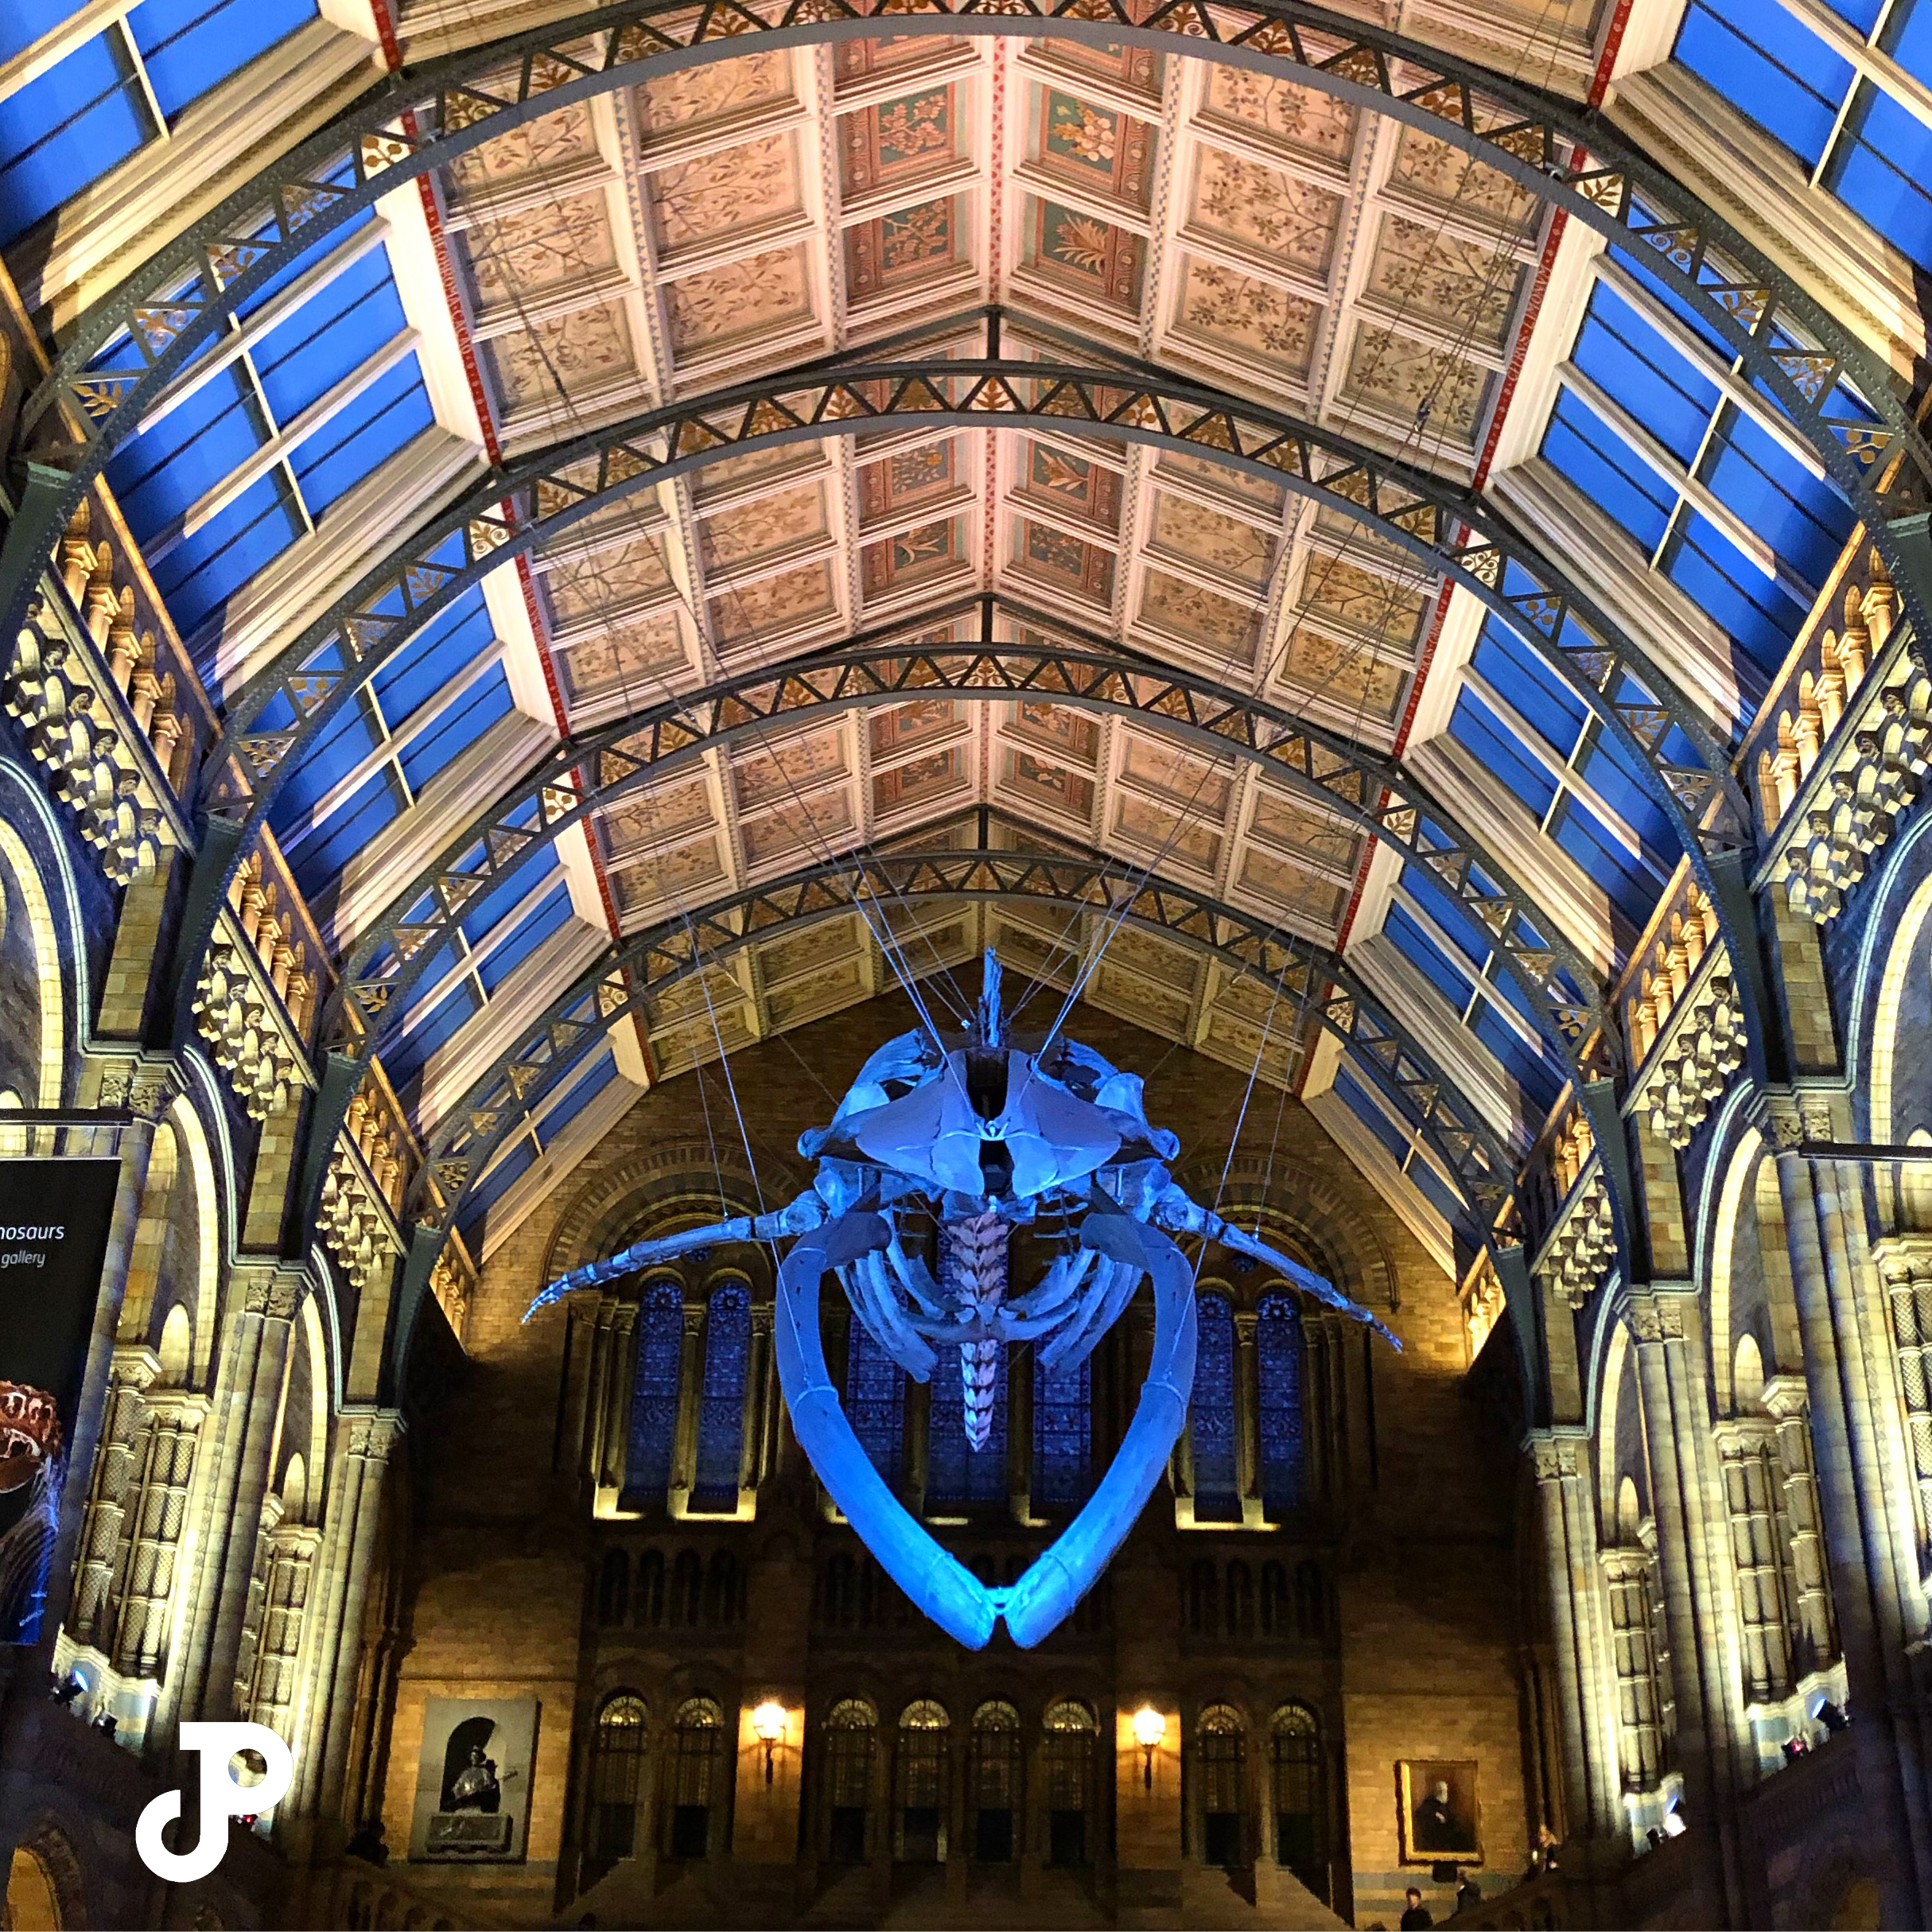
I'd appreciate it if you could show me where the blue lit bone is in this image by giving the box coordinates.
[527,950,1399,1646]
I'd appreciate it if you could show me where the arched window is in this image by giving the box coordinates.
[1042,1700,1097,1868]
[847,1321,906,1484]
[1226,1560,1255,1641]
[704,1549,740,1627]
[822,1698,877,1864]
[1271,1704,1328,1903]
[670,1549,702,1627]
[1199,1705,1247,1868]
[1188,1558,1220,1637]
[815,1553,856,1630]
[969,1700,1020,1862]
[627,1282,686,1503]
[927,1350,1006,1508]
[1033,1349,1091,1507]
[893,1701,950,1862]
[1294,1559,1327,1640]
[1259,1561,1290,1638]
[583,1693,647,1880]
[663,1697,724,1860]
[595,1550,629,1627]
[1257,1293,1306,1520]
[692,1281,750,1510]
[635,1549,665,1627]
[1191,1293,1240,1522]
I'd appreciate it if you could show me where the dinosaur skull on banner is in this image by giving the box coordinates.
[527,950,1399,1647]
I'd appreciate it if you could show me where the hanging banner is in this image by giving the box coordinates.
[0,1158,120,1644]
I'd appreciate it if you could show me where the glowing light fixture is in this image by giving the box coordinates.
[752,1701,787,1784]
[1133,1706,1167,1789]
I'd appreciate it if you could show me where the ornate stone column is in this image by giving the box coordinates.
[669,1296,706,1510]
[1234,1310,1261,1523]
[1528,1429,1623,1842]
[1598,1541,1666,1799]
[111,1384,208,1689]
[67,1344,157,1650]
[1761,1374,1837,1677]
[1711,1416,1796,1707]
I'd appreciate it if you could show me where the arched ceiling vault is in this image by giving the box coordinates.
[2,0,1918,1308]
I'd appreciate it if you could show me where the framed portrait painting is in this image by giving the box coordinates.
[1397,1759,1482,1865]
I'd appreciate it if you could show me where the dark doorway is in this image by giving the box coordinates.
[668,1804,708,1860]
[975,1807,1013,1862]
[1204,1810,1242,1868]
[829,1806,866,1864]
[1048,1809,1087,1867]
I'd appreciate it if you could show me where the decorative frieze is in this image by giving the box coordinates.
[318,1139,403,1298]
[192,853,319,1120]
[1537,1159,1615,1308]
[1460,1251,1506,1360]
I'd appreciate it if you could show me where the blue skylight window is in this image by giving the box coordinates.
[628,1282,686,1502]
[1570,284,1716,463]
[691,1281,750,1509]
[131,0,317,120]
[1448,690,1558,819]
[1257,1295,1304,1521]
[1541,391,1673,551]
[1673,2,1848,165]
[1190,1293,1240,1522]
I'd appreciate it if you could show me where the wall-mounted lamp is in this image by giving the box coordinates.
[752,1701,787,1785]
[1133,1707,1166,1790]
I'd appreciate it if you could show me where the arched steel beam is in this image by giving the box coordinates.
[5,0,1926,683]
[410,829,1522,1252]
[329,589,1611,1065]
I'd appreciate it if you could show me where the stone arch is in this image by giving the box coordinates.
[3,1824,86,1930]
[275,1296,331,1526]
[164,1093,224,1386]
[1861,822,1932,1145]
[118,1118,179,1351]
[0,807,65,1116]
[156,1303,192,1386]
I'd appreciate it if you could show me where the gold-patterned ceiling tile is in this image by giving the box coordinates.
[741,787,855,867]
[1155,449,1287,513]
[455,191,616,310]
[646,132,804,256]
[873,743,969,819]
[834,35,969,87]
[1112,788,1223,880]
[1338,322,1491,444]
[730,725,845,814]
[608,833,726,918]
[861,516,971,600]
[541,533,673,624]
[691,443,827,501]
[1362,215,1525,355]
[664,243,815,360]
[1091,962,1191,1036]
[1295,554,1431,648]
[997,744,1096,824]
[1249,782,1363,874]
[857,439,960,526]
[1386,126,1543,237]
[444,100,599,200]
[1019,196,1145,317]
[599,774,713,856]
[1273,626,1410,727]
[839,84,963,198]
[1012,439,1121,534]
[1212,966,1292,1026]
[648,965,748,1023]
[1010,517,1115,608]
[1104,923,1196,991]
[1136,566,1262,667]
[698,480,828,575]
[1005,698,1099,768]
[1169,256,1320,382]
[652,1003,756,1071]
[1198,65,1355,164]
[709,559,838,647]
[766,955,869,1031]
[1234,843,1349,931]
[1146,490,1278,593]
[1118,733,1234,816]
[635,50,795,146]
[759,915,862,987]
[1029,85,1157,212]
[555,612,686,710]
[1030,39,1165,102]
[1199,1009,1298,1086]
[871,701,961,760]
[1186,146,1342,278]
[845,194,971,304]
[481,301,636,415]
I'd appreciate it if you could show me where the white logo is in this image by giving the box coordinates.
[135,1723,293,1883]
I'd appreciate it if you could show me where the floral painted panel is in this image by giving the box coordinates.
[1013,517,1116,604]
[1034,39,1164,99]
[599,776,713,855]
[1113,790,1223,877]
[873,745,966,817]
[647,133,802,254]
[1013,441,1121,531]
[558,612,686,707]
[1033,87,1156,210]
[731,726,845,812]
[1119,733,1234,815]
[1273,625,1409,723]
[666,244,813,356]
[1172,257,1319,379]
[870,700,959,760]
[839,86,959,197]
[1022,197,1145,312]
[1340,323,1491,442]
[1249,783,1363,872]
[1296,554,1431,645]
[636,50,792,141]
[1147,492,1277,591]
[609,834,726,915]
[1006,700,1098,768]
[1200,1010,1300,1086]
[456,192,615,310]
[857,441,957,524]
[692,444,825,500]
[1201,66,1355,161]
[1236,845,1347,929]
[741,785,854,865]
[445,102,597,198]
[1156,449,1286,512]
[1137,567,1261,663]
[1001,746,1095,820]
[758,916,862,985]
[767,958,868,1030]
[1363,216,1523,354]
[834,35,967,85]
[1094,962,1192,1036]
[1386,126,1541,235]
[483,301,636,414]
[542,534,673,624]
[699,481,828,575]
[845,195,966,301]
[860,515,970,596]
[708,558,838,643]
[1188,147,1341,276]
[1107,925,1195,991]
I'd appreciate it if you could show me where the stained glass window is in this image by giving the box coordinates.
[585,1693,647,1876]
[1033,1350,1091,1506]
[1191,1293,1241,1522]
[846,1320,906,1486]
[927,1347,1006,1507]
[1258,1293,1306,1522]
[627,1282,686,1502]
[691,1281,750,1510]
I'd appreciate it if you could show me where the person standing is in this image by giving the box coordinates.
[1401,1885,1434,1930]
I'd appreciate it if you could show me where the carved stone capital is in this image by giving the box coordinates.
[107,1343,161,1393]
[93,1055,181,1121]
[1627,1293,1687,1344]
[1751,1092,1807,1154]
[1527,1429,1585,1482]
[239,1266,305,1320]
[1759,1374,1810,1423]
[344,1406,406,1464]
